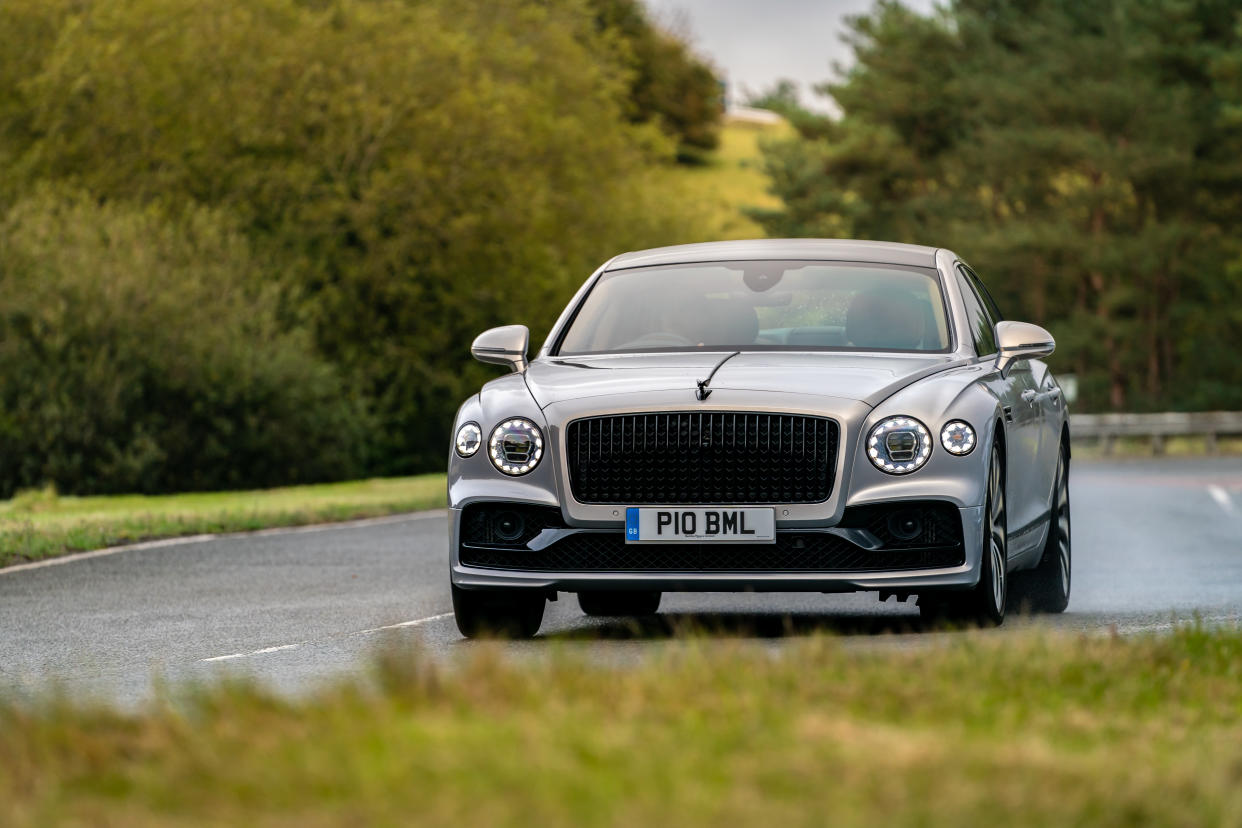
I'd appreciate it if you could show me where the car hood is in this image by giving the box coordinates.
[524,352,959,409]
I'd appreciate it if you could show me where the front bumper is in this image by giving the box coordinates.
[449,502,985,593]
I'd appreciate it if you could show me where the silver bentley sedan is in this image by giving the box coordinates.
[448,239,1071,637]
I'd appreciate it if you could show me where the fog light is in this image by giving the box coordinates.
[887,511,923,541]
[493,510,525,542]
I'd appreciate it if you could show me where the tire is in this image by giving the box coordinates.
[451,584,545,639]
[921,441,1008,627]
[1012,443,1071,613]
[577,590,662,617]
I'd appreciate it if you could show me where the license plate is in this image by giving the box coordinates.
[625,507,775,544]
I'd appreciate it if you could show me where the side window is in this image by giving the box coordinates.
[954,266,998,356]
[962,265,1004,324]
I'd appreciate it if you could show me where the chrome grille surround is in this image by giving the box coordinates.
[566,412,838,505]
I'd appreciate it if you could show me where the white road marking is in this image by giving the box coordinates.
[0,510,446,577]
[0,535,220,576]
[196,612,456,663]
[357,612,456,635]
[1207,485,1236,515]
[200,643,303,663]
[245,512,443,537]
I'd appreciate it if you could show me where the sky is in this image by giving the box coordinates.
[643,0,937,112]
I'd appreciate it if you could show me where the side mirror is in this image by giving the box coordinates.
[995,320,1055,376]
[471,324,529,373]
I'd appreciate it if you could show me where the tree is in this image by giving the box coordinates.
[590,0,723,160]
[0,0,707,479]
[757,0,1242,412]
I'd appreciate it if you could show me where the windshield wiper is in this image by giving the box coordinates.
[696,351,740,401]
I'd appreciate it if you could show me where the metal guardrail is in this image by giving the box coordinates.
[1070,411,1242,455]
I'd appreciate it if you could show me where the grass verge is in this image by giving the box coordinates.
[1071,434,1242,458]
[0,475,446,569]
[2,625,1241,825]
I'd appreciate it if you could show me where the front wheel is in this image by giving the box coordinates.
[452,584,545,639]
[1012,443,1071,613]
[921,441,1008,627]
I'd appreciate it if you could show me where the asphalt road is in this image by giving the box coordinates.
[2,457,1240,703]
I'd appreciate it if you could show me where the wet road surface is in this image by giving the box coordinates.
[2,458,1239,702]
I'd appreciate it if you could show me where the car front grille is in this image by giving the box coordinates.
[566,412,838,504]
[459,532,964,572]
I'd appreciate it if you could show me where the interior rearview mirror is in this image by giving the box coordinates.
[994,320,1055,376]
[471,324,529,373]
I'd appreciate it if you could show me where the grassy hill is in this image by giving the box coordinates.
[663,117,791,241]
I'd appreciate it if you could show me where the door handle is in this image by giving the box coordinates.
[1022,388,1061,406]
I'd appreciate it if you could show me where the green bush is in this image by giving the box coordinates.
[0,189,368,496]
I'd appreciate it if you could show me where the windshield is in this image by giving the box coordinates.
[555,260,952,355]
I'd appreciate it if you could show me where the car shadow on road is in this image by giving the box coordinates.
[540,609,941,641]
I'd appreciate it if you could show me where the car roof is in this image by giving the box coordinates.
[606,238,941,270]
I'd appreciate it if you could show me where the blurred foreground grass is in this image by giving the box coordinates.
[0,475,446,568]
[2,625,1241,826]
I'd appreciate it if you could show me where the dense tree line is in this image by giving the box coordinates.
[590,0,723,161]
[755,0,1242,412]
[0,0,721,496]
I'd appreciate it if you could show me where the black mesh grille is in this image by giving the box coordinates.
[460,532,963,572]
[566,412,838,504]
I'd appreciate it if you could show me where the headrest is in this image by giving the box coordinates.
[697,297,758,346]
[845,289,926,350]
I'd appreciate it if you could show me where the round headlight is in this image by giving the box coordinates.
[940,420,977,456]
[455,422,482,457]
[867,416,932,475]
[488,418,544,476]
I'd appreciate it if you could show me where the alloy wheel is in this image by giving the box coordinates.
[1055,452,1071,599]
[987,445,1007,617]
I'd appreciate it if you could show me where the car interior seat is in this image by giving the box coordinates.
[696,297,759,347]
[845,289,927,350]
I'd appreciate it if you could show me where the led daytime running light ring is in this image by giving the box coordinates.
[488,418,544,476]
